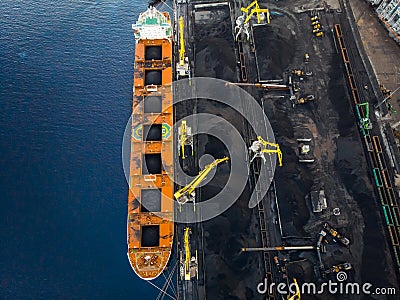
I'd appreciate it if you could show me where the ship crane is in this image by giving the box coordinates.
[174,157,229,204]
[182,227,198,281]
[184,227,190,279]
[178,120,193,159]
[249,136,283,166]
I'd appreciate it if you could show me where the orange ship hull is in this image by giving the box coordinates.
[127,7,174,280]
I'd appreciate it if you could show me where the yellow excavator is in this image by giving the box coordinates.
[174,157,229,204]
[241,0,270,24]
[287,278,301,300]
[249,136,283,166]
[178,120,193,159]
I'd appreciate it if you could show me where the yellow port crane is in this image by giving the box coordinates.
[174,157,229,204]
[178,120,193,159]
[177,16,189,78]
[181,227,198,280]
[249,136,283,166]
[241,0,270,24]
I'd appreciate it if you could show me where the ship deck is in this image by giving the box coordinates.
[127,8,174,281]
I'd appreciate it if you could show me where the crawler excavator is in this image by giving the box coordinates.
[323,222,350,246]
[324,263,352,275]
[294,95,315,105]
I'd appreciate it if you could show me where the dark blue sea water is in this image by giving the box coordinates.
[0,0,162,298]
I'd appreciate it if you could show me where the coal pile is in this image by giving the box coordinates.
[253,23,297,80]
[194,7,236,82]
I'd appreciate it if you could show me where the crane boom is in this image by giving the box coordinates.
[184,227,191,280]
[174,157,229,204]
[176,16,190,78]
[179,16,185,66]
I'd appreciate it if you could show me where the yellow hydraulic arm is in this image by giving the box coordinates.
[179,16,185,66]
[174,157,229,203]
[241,0,270,24]
[257,136,283,167]
[287,278,301,300]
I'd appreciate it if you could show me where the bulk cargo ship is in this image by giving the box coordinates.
[127,6,174,280]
